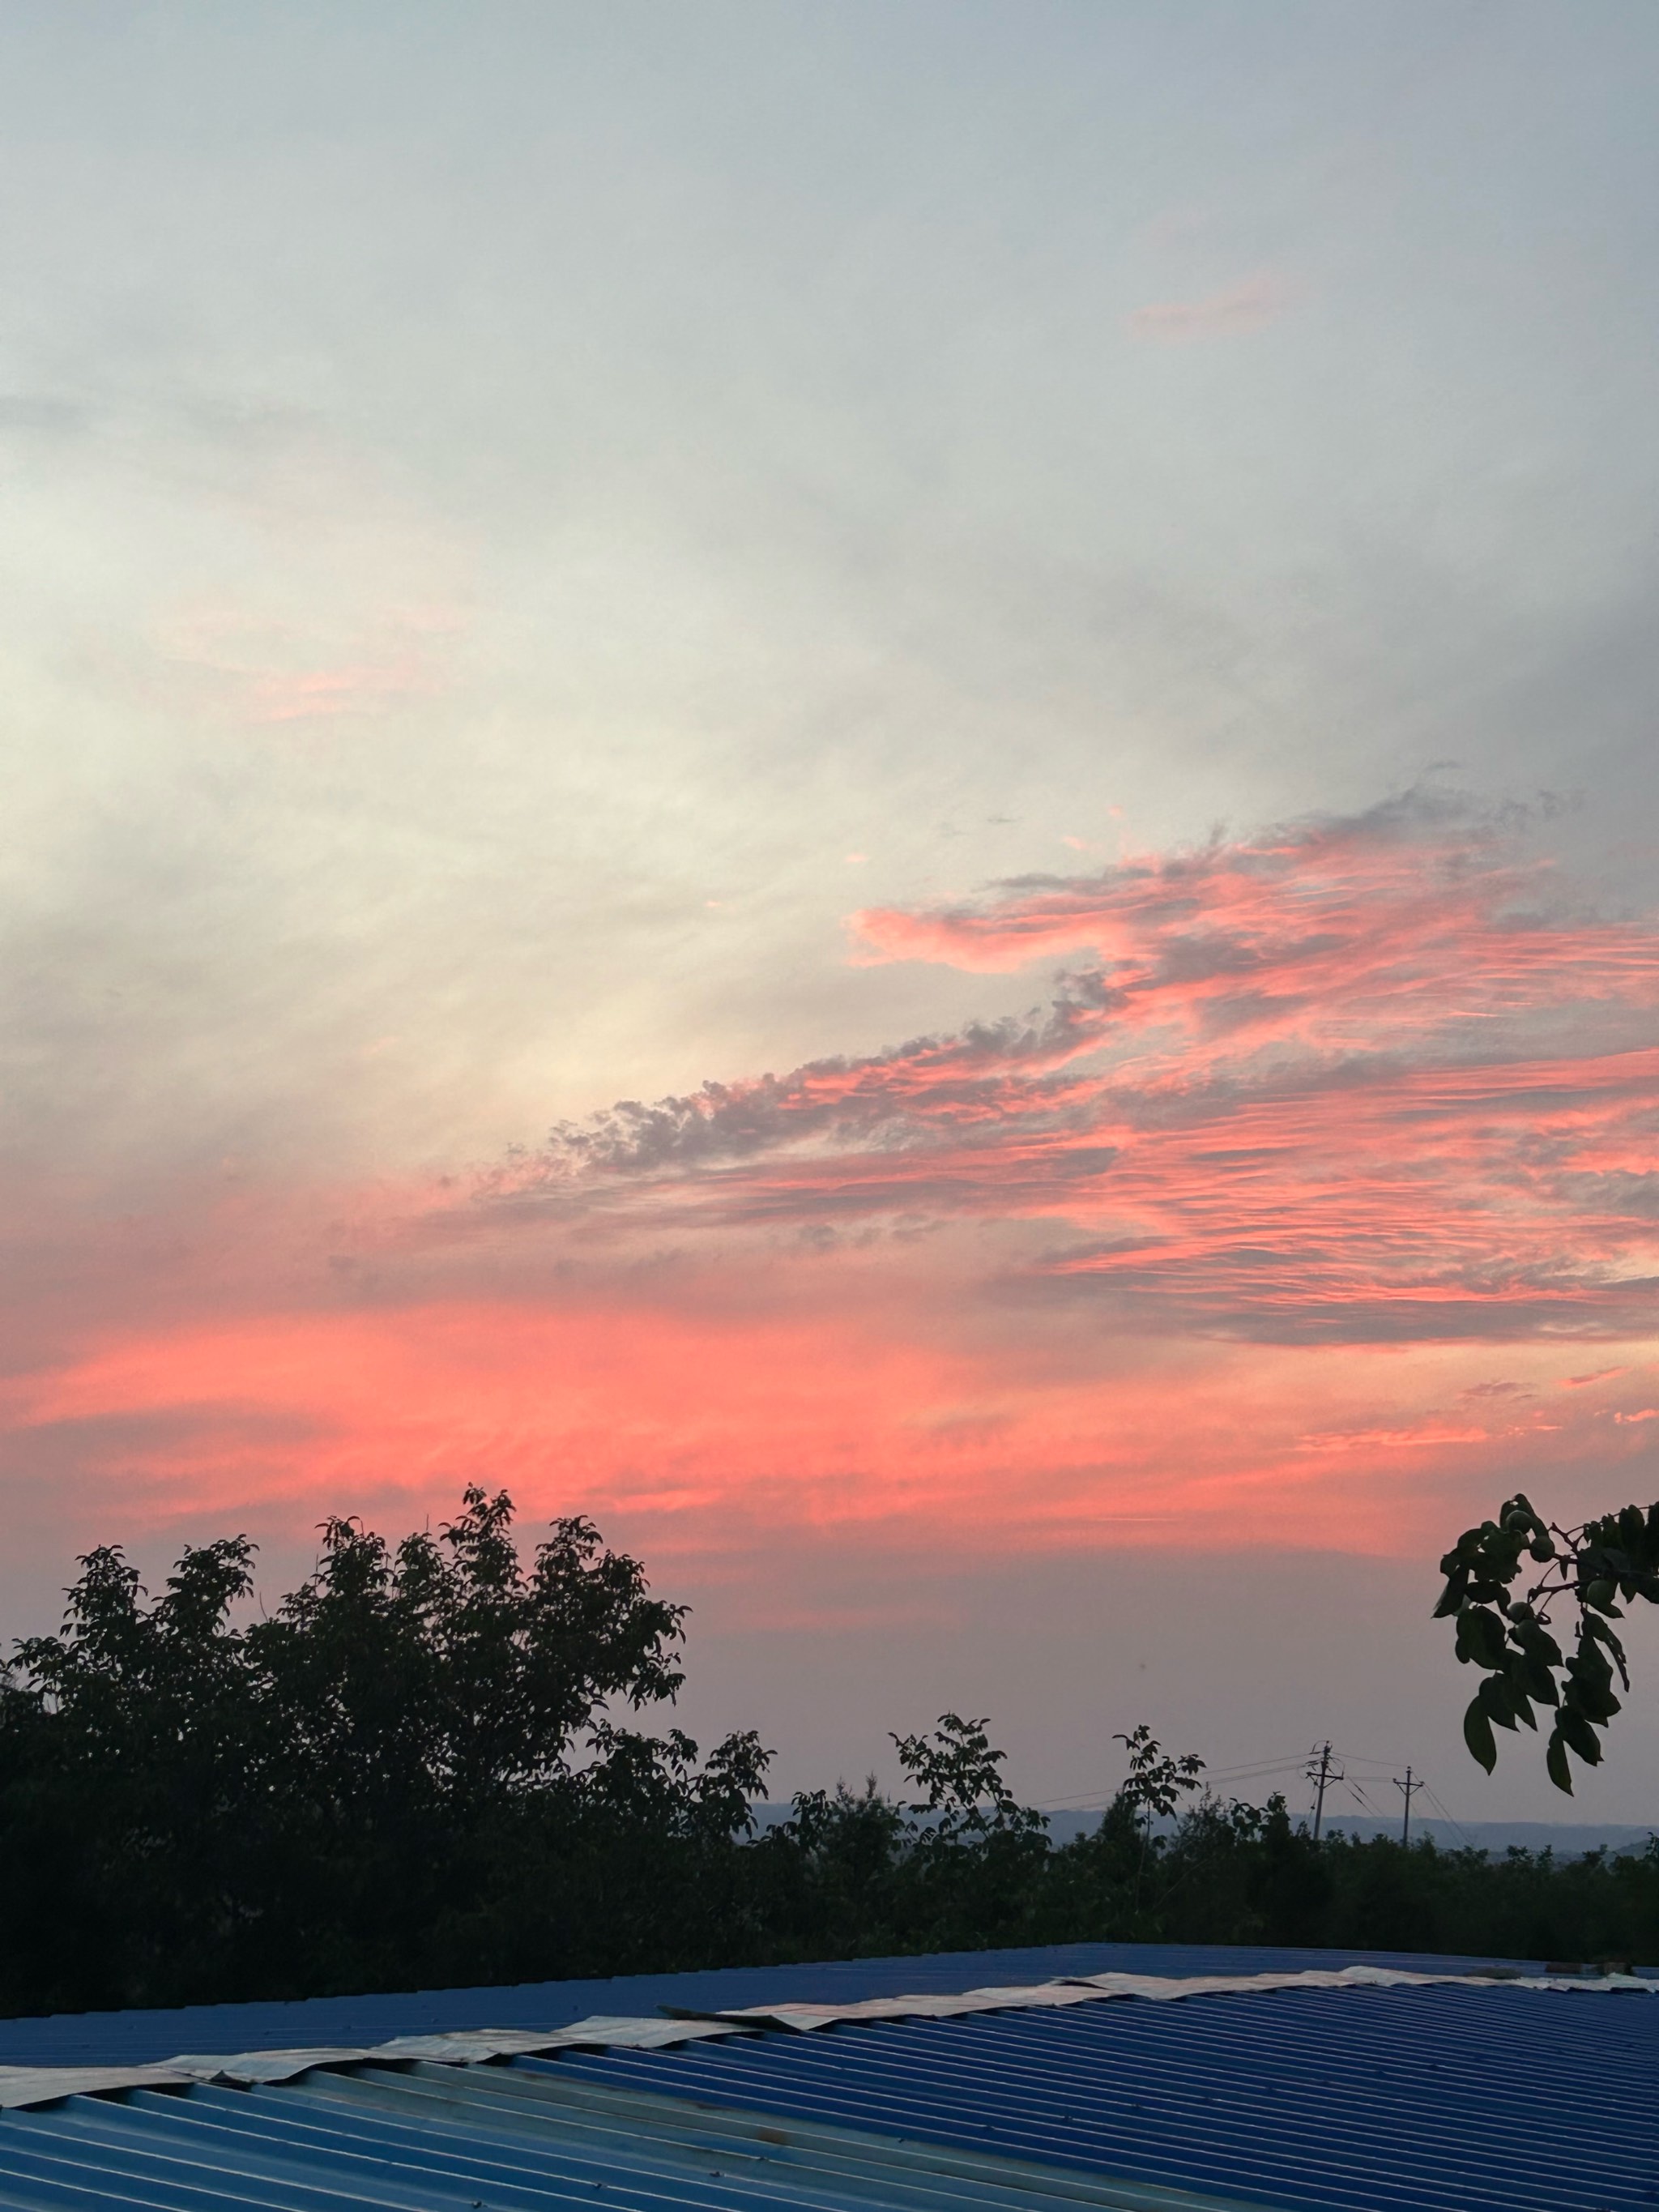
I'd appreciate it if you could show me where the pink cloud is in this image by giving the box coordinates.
[1297,1424,1489,1453]
[245,655,439,723]
[11,1250,1653,1574]
[1127,271,1295,343]
[0,1293,1584,1561]
[503,804,1659,1347]
[6,799,1658,1580]
[151,603,452,724]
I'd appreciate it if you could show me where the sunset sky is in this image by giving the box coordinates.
[4,2,1659,1821]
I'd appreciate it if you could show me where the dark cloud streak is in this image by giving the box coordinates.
[493,804,1659,1348]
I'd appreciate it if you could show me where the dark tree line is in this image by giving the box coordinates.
[3,1489,1658,2018]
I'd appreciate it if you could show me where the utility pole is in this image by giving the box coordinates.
[1307,1741,1343,1842]
[1394,1766,1423,1845]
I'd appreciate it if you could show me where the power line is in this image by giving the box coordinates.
[1420,1783,1474,1851]
[1307,1741,1344,1842]
[1205,1759,1316,1782]
[1394,1765,1425,1844]
[1033,1753,1311,1811]
[1036,1745,1452,1825]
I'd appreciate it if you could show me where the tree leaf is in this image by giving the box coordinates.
[1546,1731,1573,1795]
[1432,1575,1467,1619]
[1456,1604,1508,1669]
[1477,1674,1519,1732]
[1463,1697,1498,1773]
[1557,1707,1603,1765]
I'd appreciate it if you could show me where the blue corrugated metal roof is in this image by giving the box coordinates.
[0,1944,1536,2069]
[0,2050,1260,2211]
[548,1983,1659,2212]
[3,1972,1655,2210]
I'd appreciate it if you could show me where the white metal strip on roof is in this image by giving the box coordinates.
[0,2015,742,2109]
[0,1964,1648,2111]
[672,1958,1656,2031]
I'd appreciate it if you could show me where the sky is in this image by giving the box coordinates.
[3,0,1659,1824]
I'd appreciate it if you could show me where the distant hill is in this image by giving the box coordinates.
[1316,1817,1659,1856]
[748,1804,1659,1857]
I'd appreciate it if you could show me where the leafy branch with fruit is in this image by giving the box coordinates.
[1435,1494,1659,1792]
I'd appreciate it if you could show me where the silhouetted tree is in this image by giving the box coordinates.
[0,1488,767,2008]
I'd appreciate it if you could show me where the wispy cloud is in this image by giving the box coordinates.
[1127,271,1296,343]
[150,604,455,724]
[498,799,1659,1347]
[242,655,440,723]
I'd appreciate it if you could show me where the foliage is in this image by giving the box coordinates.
[891,1712,1047,1846]
[5,1497,1659,2017]
[1113,1723,1207,1826]
[1435,1492,1659,1791]
[0,1489,766,2009]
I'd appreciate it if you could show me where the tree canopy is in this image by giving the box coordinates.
[0,1488,766,2009]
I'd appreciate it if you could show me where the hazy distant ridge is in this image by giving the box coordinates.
[752,1808,1659,1856]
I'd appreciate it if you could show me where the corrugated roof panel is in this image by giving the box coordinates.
[544,1984,1659,2212]
[0,1945,1535,2070]
[0,2060,1270,2212]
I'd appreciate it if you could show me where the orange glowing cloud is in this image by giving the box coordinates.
[13,1292,1657,1564]
[6,798,1658,1571]
[503,801,1659,1348]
